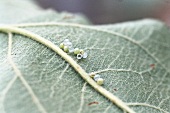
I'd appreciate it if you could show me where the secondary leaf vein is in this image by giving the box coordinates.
[6,32,47,113]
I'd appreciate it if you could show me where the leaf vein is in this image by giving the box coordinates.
[127,103,169,113]
[6,32,47,113]
[77,82,87,113]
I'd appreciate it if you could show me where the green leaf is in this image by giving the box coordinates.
[0,0,43,24]
[0,0,90,24]
[0,1,170,113]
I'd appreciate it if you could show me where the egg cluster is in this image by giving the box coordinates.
[59,39,104,85]
[90,74,104,85]
[59,39,88,60]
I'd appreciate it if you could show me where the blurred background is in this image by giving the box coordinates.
[35,0,170,25]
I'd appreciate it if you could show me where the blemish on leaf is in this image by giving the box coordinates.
[150,64,155,69]
[113,88,117,91]
[88,101,99,106]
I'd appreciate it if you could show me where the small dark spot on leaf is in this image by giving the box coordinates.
[150,64,155,69]
[113,88,117,91]
[88,101,99,106]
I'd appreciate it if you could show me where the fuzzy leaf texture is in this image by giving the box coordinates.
[0,0,170,113]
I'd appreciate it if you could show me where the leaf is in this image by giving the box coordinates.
[0,1,170,113]
[0,0,90,24]
[0,0,43,24]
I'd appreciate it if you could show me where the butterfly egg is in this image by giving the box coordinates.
[82,52,88,58]
[65,42,73,48]
[74,48,80,55]
[77,54,83,59]
[97,78,104,85]
[79,49,84,54]
[89,73,95,78]
[64,46,69,52]
[94,74,101,81]
[59,43,64,49]
[69,47,74,53]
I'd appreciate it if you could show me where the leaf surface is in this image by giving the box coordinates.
[0,0,90,24]
[0,1,170,113]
